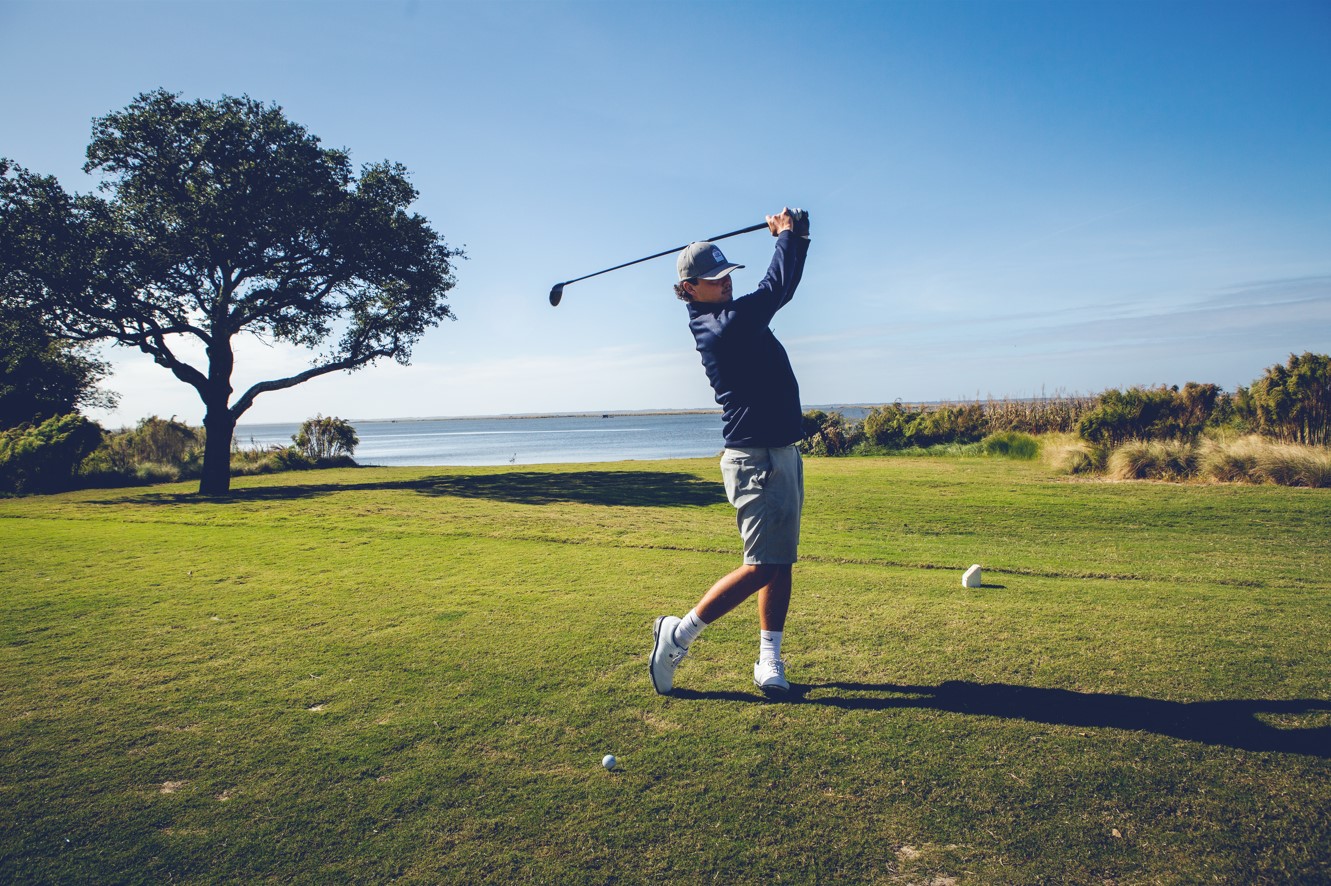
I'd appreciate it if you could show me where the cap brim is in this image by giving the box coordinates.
[697,262,743,280]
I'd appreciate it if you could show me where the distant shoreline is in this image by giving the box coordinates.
[235,404,900,428]
[236,405,889,427]
[241,408,725,427]
[362,408,724,423]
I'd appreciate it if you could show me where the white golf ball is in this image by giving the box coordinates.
[601,754,617,770]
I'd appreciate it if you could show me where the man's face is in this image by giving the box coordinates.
[687,274,733,304]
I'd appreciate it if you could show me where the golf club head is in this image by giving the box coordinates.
[549,282,565,306]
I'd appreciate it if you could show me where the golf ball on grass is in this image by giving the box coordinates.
[602,754,617,770]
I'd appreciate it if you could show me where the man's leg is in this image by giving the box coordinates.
[690,562,795,694]
[753,564,792,694]
[757,564,792,632]
[695,563,786,624]
[651,563,787,695]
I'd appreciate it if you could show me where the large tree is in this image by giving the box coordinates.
[0,91,460,493]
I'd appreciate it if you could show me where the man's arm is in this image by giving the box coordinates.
[734,208,810,326]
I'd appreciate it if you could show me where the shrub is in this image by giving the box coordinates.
[229,446,356,477]
[859,402,986,450]
[799,410,862,456]
[907,403,986,447]
[1079,386,1178,446]
[1176,382,1224,438]
[232,446,310,476]
[1076,383,1233,446]
[0,413,104,495]
[104,416,203,472]
[79,416,205,487]
[861,404,915,449]
[293,415,359,460]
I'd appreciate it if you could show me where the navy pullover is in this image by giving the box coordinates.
[686,231,810,448]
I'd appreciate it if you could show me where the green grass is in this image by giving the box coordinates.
[2,457,1329,884]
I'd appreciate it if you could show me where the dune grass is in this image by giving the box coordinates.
[2,457,1329,884]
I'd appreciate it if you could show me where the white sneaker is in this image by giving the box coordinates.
[753,658,790,695]
[650,616,688,695]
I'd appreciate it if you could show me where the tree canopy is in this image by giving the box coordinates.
[0,295,114,431]
[0,90,461,493]
[1238,352,1331,447]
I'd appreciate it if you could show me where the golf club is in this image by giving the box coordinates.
[549,221,770,306]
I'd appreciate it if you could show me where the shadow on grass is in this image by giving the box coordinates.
[90,470,726,508]
[672,681,1331,758]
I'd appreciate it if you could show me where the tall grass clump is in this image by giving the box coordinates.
[1039,433,1100,475]
[1202,437,1331,487]
[981,430,1040,460]
[229,446,356,476]
[1199,437,1264,484]
[1107,439,1198,481]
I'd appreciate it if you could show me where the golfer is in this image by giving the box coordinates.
[651,207,811,696]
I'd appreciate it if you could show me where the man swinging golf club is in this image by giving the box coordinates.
[651,207,811,696]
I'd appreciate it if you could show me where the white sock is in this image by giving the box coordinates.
[759,630,783,662]
[674,609,708,648]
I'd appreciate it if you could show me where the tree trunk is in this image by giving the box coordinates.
[199,409,236,495]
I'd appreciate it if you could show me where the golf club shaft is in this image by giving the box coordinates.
[550,222,770,305]
[562,222,768,287]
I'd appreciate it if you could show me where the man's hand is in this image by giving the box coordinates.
[791,208,810,237]
[767,207,809,237]
[767,208,796,236]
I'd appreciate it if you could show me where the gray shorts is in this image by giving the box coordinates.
[720,444,804,565]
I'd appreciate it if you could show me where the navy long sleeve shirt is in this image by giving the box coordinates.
[686,231,810,448]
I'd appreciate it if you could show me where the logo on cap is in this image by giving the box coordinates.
[711,247,725,263]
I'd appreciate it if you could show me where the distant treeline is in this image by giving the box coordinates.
[799,353,1331,487]
[801,352,1330,456]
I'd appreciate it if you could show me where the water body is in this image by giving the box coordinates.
[236,406,876,467]
[235,412,729,466]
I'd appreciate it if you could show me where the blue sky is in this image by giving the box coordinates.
[2,0,1328,425]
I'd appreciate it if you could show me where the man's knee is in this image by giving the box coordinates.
[748,563,792,583]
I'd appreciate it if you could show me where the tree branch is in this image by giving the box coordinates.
[228,349,391,421]
[138,330,209,392]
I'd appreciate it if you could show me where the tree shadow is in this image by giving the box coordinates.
[88,470,726,508]
[411,471,726,507]
[673,680,1331,758]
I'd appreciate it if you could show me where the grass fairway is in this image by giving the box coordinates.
[2,457,1329,884]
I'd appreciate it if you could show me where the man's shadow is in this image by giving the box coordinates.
[672,681,1331,758]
